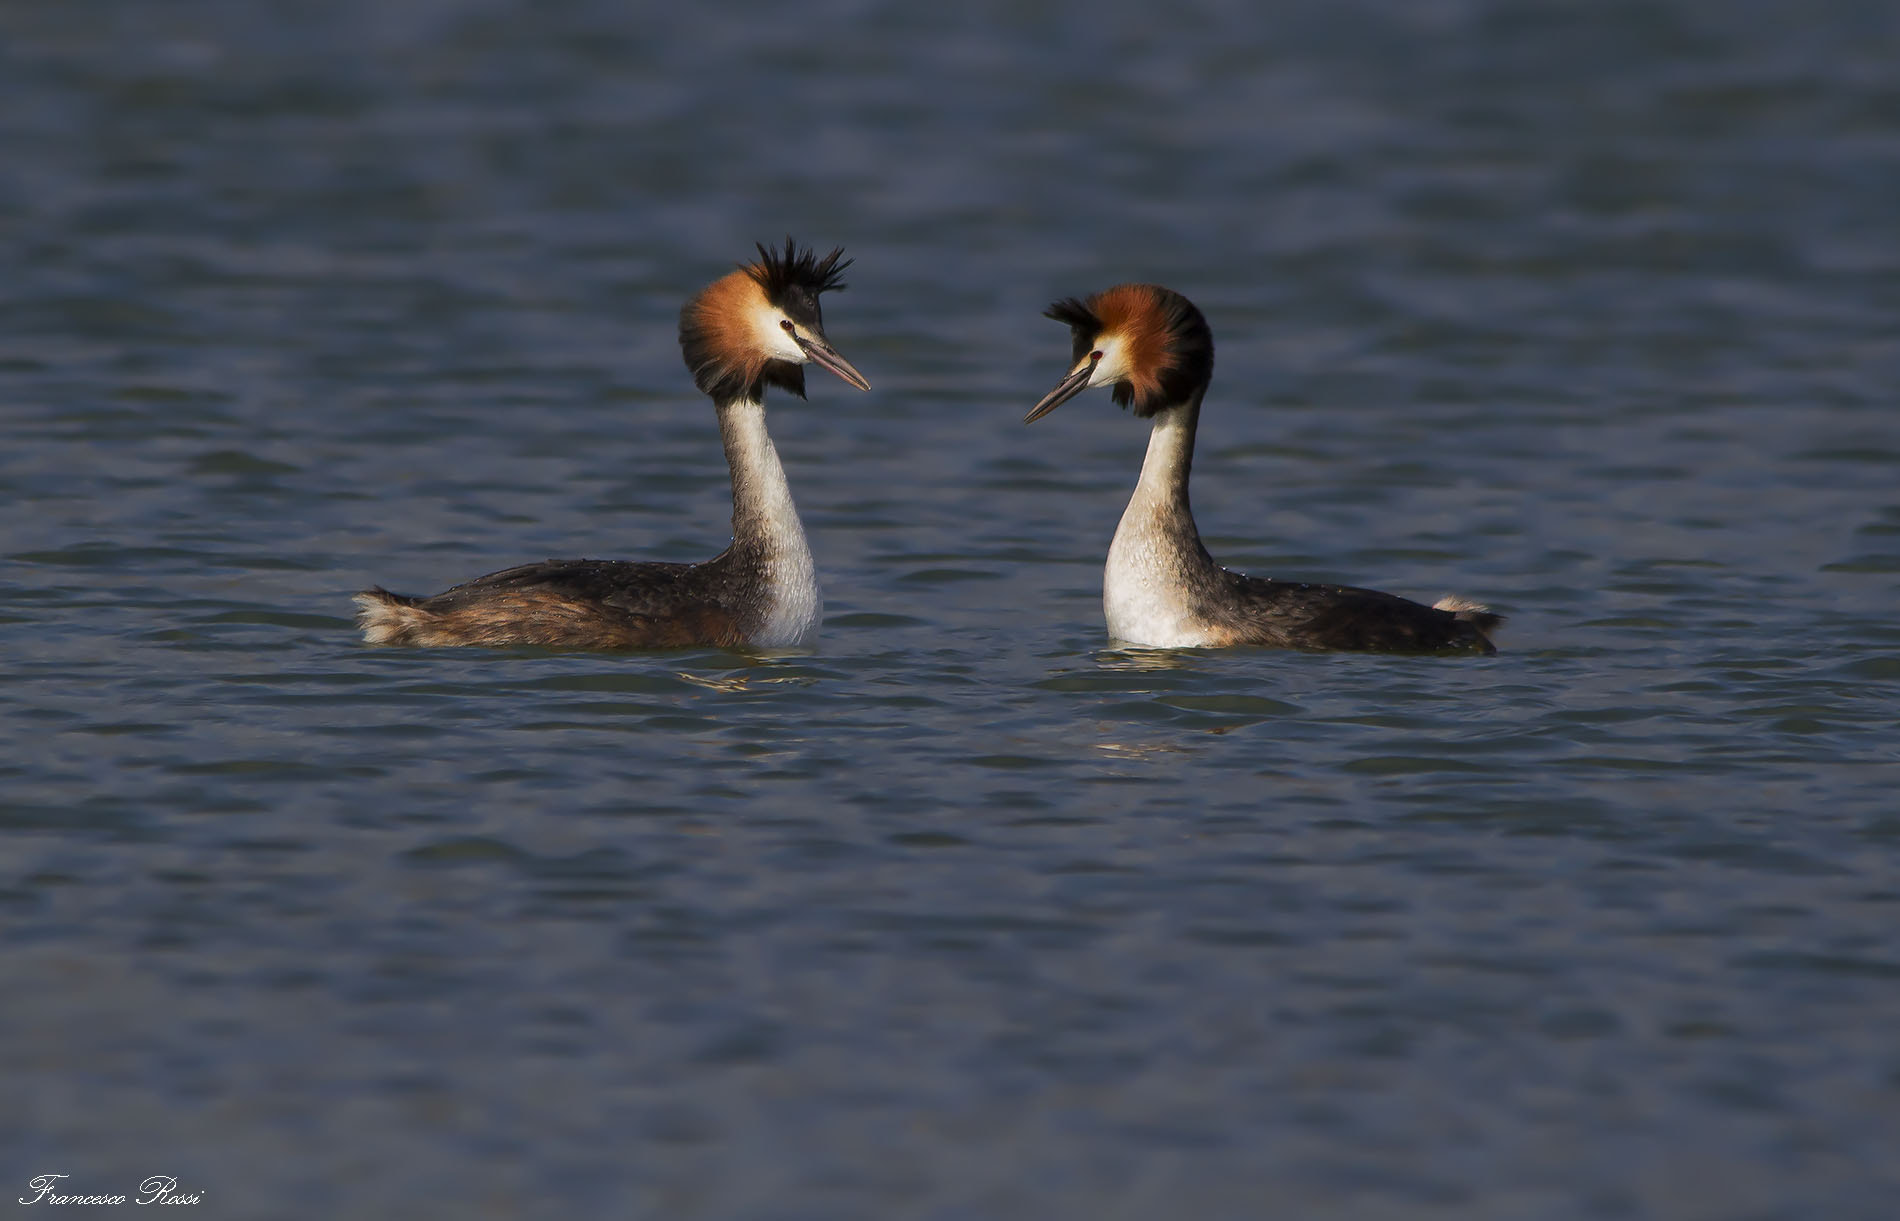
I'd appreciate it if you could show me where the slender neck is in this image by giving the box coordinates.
[716,396,810,566]
[1119,389,1208,550]
[713,394,820,644]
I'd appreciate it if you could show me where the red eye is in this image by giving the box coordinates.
[781,320,796,334]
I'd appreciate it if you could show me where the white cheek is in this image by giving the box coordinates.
[1089,337,1129,387]
[753,304,807,363]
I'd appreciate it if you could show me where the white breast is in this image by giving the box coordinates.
[1103,522,1221,648]
[753,545,821,648]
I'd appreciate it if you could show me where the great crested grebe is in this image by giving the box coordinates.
[1026,284,1501,654]
[355,240,870,650]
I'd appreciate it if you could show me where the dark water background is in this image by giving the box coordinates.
[4,1,1898,1216]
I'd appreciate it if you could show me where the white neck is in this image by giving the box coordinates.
[718,397,820,647]
[1104,400,1221,647]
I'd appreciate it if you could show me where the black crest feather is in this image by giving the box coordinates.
[748,238,851,323]
[1045,297,1103,334]
[1045,297,1104,369]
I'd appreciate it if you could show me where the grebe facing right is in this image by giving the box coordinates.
[355,240,869,651]
[1026,284,1501,655]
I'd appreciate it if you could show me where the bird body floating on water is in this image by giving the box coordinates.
[1027,283,1500,654]
[355,240,869,650]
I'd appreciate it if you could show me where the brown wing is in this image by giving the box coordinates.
[1217,573,1498,654]
[363,559,748,649]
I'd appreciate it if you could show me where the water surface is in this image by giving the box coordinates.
[3,1,1899,1217]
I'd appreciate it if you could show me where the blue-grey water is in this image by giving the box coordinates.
[4,1,1899,1216]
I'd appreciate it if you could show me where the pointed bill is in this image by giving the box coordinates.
[796,333,872,392]
[1024,354,1100,423]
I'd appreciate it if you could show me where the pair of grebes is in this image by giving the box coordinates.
[357,240,1501,655]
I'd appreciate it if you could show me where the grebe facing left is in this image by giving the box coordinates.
[1027,284,1501,654]
[355,240,870,651]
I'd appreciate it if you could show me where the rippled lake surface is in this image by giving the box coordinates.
[4,1,1899,1216]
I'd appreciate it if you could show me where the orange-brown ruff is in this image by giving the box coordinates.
[683,270,782,398]
[1086,284,1177,409]
[1027,283,1502,654]
[355,240,868,651]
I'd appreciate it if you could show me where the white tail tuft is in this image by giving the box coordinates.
[1433,594,1503,644]
[354,590,425,645]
